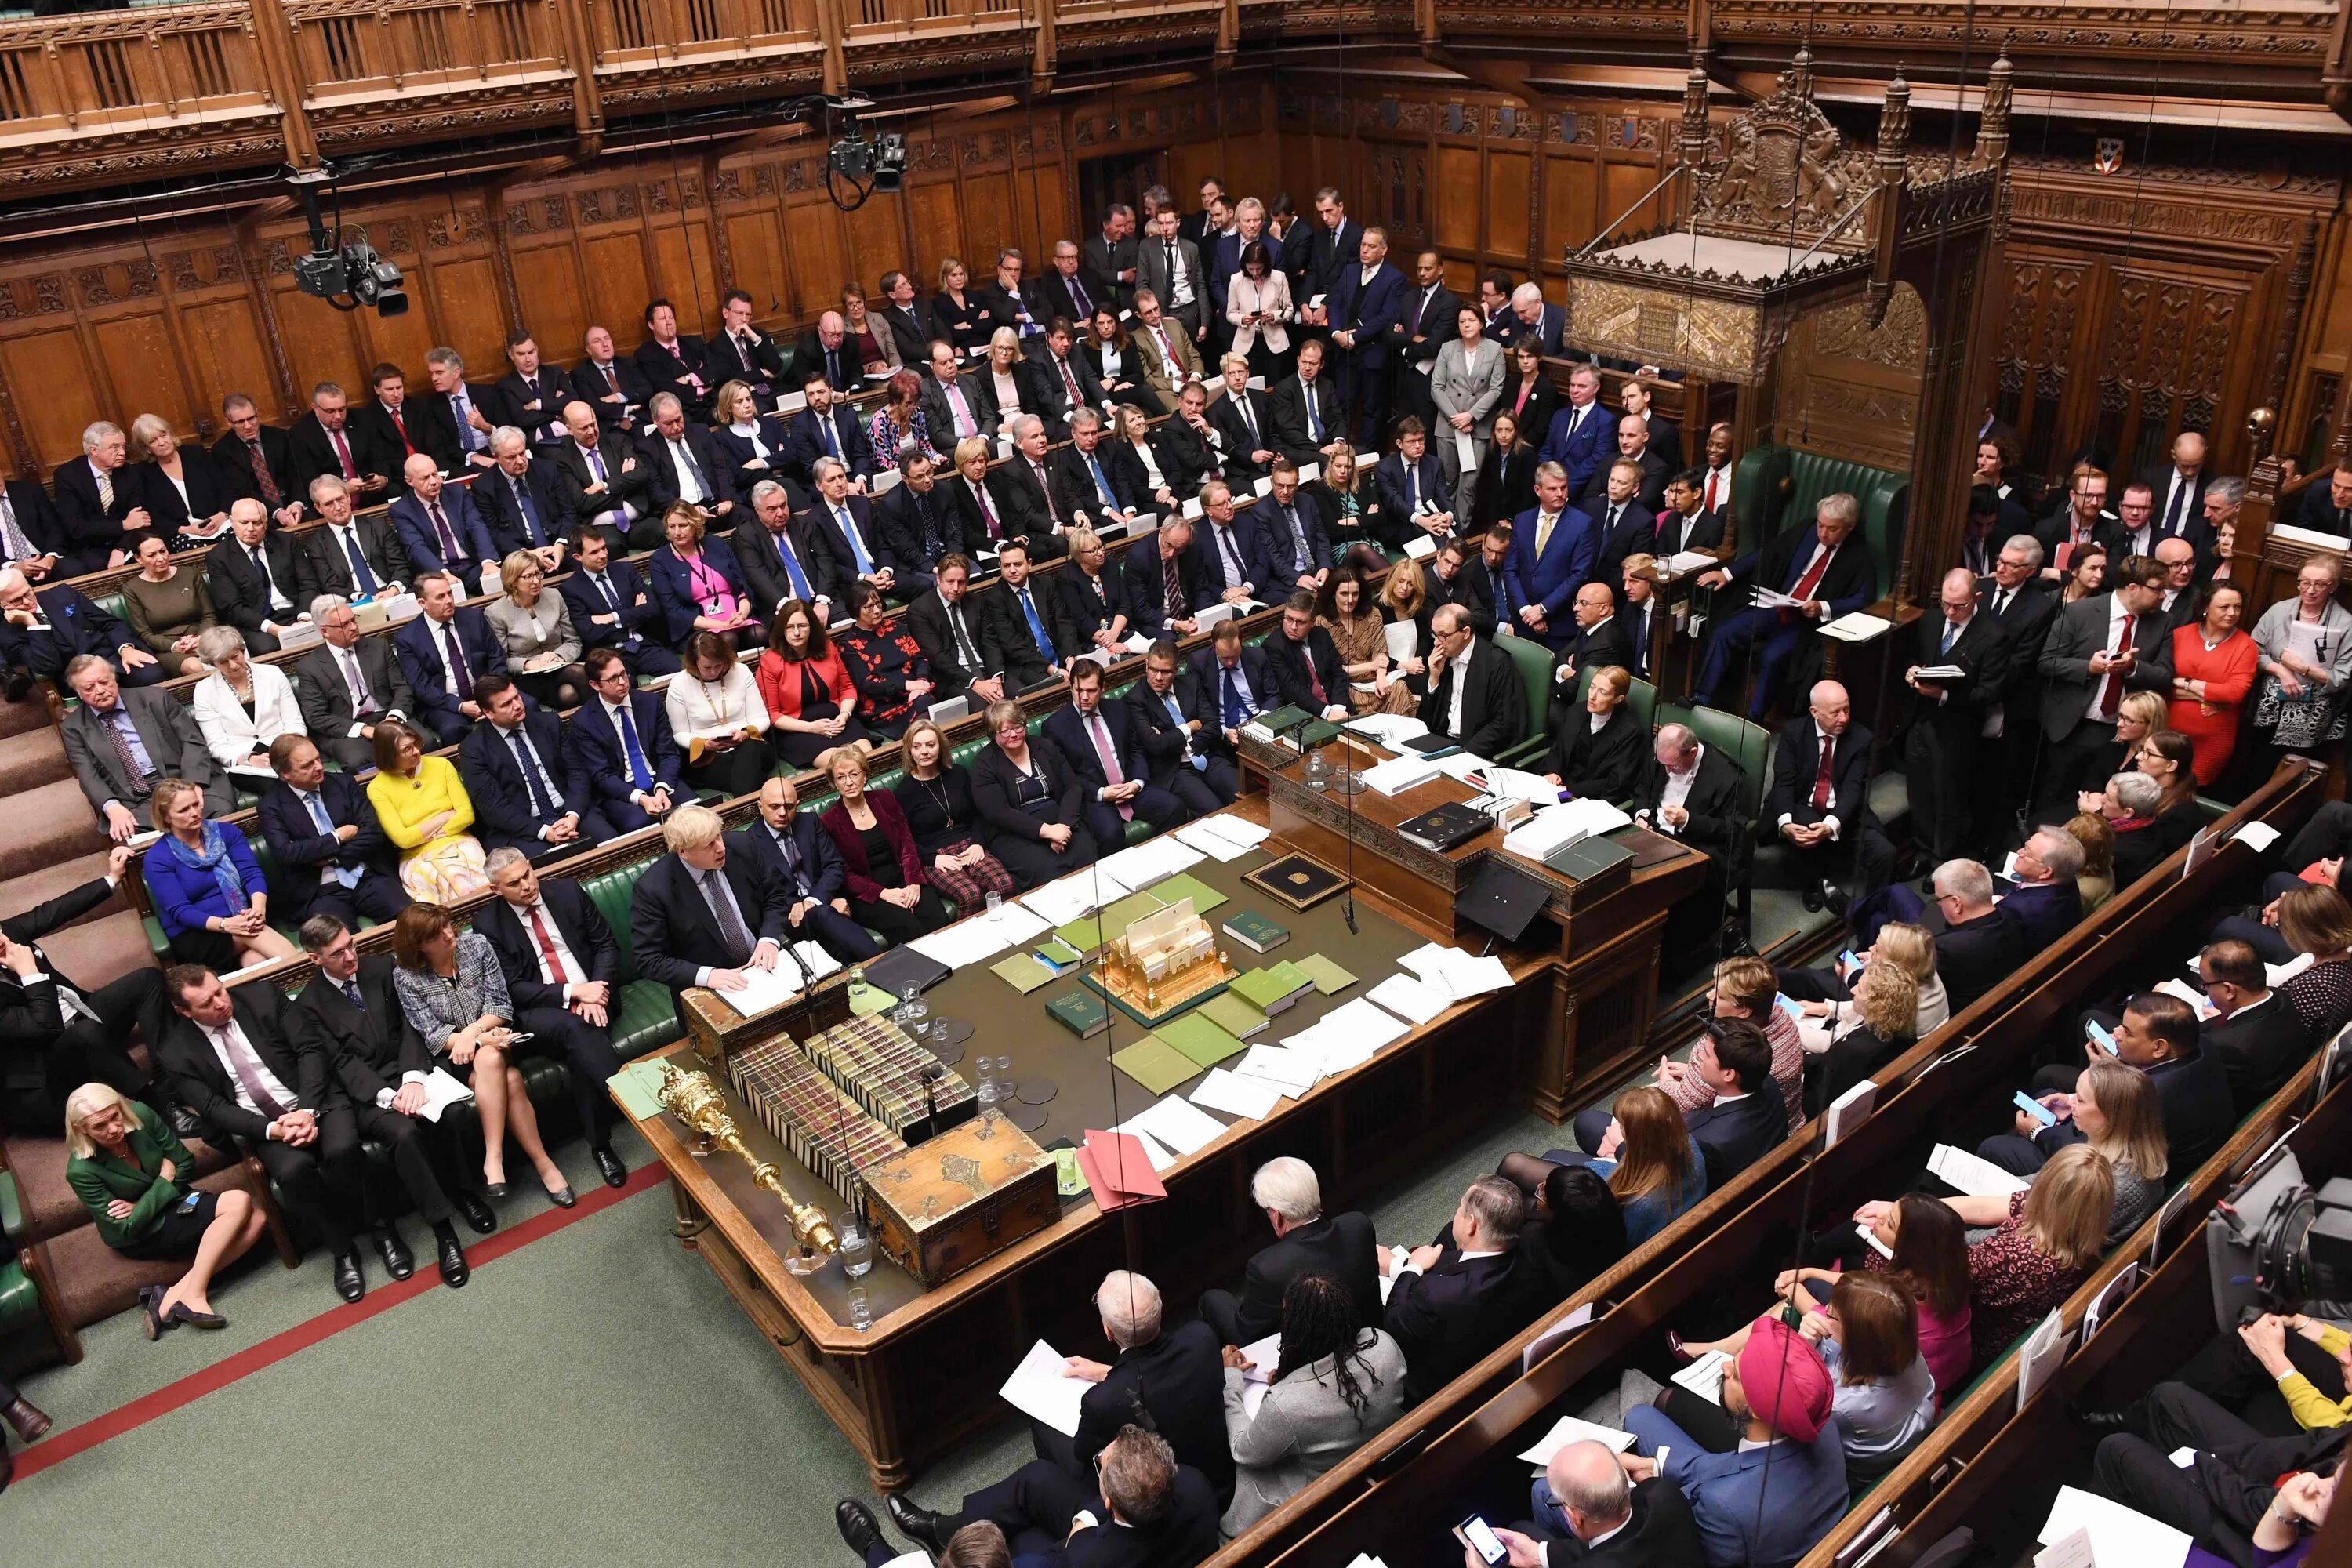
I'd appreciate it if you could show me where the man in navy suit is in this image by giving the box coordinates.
[1189,621,1276,752]
[487,332,576,448]
[1693,494,1877,718]
[1681,1021,1788,1189]
[1507,282,1568,358]
[1247,464,1331,598]
[1324,226,1406,448]
[1642,468,1729,561]
[0,474,67,584]
[1044,662,1190,847]
[1190,482,1266,609]
[474,427,574,572]
[0,567,168,688]
[1537,365,1614,498]
[474,850,629,1190]
[562,650,685,834]
[417,348,502,474]
[1579,417,1671,517]
[53,420,153,572]
[1373,419,1454,549]
[731,777,882,965]
[635,393,739,528]
[394,570,508,741]
[1381,1175,1530,1405]
[629,804,793,1009]
[802,459,897,601]
[2001,828,2085,951]
[256,735,406,929]
[783,378,877,493]
[212,394,308,528]
[1508,463,1599,649]
[1123,640,1233,814]
[390,460,499,590]
[557,528,678,677]
[1265,593,1350,720]
[573,325,653,433]
[1765,681,1892,913]
[459,676,616,860]
[1125,517,1202,641]
[1587,459,1661,586]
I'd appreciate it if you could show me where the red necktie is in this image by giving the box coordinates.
[331,429,357,480]
[388,408,414,456]
[1811,733,1835,811]
[1704,470,1719,513]
[2099,615,2134,718]
[527,906,567,983]
[1784,542,1834,621]
[1303,644,1326,708]
[248,441,282,506]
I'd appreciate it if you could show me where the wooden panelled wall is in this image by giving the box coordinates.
[0,84,1279,477]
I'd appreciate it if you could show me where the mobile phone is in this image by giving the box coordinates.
[2014,1090,2060,1127]
[2087,1020,2119,1055]
[1839,949,1861,971]
[1454,1515,1508,1566]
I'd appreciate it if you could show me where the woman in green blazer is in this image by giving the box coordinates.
[64,1084,266,1338]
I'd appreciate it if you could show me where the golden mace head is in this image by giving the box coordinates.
[659,1063,838,1257]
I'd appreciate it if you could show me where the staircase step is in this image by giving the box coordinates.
[0,724,67,794]
[0,776,109,880]
[39,909,162,989]
[0,689,53,740]
[0,851,130,929]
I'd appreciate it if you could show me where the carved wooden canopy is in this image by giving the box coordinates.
[1563,48,2013,384]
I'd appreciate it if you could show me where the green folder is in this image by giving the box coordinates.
[607,1060,668,1120]
[1197,992,1270,1040]
[848,982,898,1016]
[1111,1033,1201,1094]
[1292,953,1357,995]
[1231,966,1311,1011]
[1040,937,1085,967]
[1265,959,1316,996]
[990,953,1058,994]
[1054,890,1168,953]
[1152,872,1228,916]
[1159,1012,1247,1069]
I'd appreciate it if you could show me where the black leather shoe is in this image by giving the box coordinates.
[887,1494,946,1555]
[2074,1399,2145,1439]
[436,1232,469,1288]
[837,1500,887,1561]
[1800,882,1824,913]
[1,1396,51,1444]
[593,1145,627,1189]
[332,1250,367,1303]
[4,667,31,704]
[164,1101,205,1142]
[138,1285,167,1341]
[1819,880,1848,913]
[459,1193,497,1234]
[546,1182,577,1210]
[372,1226,415,1282]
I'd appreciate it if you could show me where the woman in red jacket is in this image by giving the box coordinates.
[756,597,874,772]
[2168,581,2258,786]
[817,748,956,941]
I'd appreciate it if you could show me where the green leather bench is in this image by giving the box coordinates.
[0,1167,74,1366]
[1736,444,1908,601]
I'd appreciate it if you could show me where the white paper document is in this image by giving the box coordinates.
[1233,1044,1323,1095]
[1824,1079,1878,1146]
[1819,611,1894,643]
[1382,620,1420,666]
[1375,1243,1410,1303]
[1123,1095,1229,1157]
[715,963,804,1018]
[1363,755,1443,796]
[1022,875,1102,927]
[2036,1486,2189,1568]
[1928,1142,2031,1199]
[1669,1349,1730,1405]
[1173,821,1253,862]
[1402,535,1438,561]
[907,921,1014,971]
[2268,952,2315,988]
[1367,973,1450,1026]
[2151,978,2219,1018]
[1189,1068,1287,1121]
[1517,1412,1636,1471]
[2016,1307,2074,1413]
[1320,997,1410,1055]
[1346,711,1428,747]
[2232,820,2281,854]
[1000,1340,1089,1436]
[981,901,1051,946]
[416,1067,476,1123]
[789,942,842,982]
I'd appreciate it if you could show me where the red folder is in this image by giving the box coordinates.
[1077,1129,1167,1212]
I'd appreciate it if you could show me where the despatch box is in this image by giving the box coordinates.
[860,1116,1058,1287]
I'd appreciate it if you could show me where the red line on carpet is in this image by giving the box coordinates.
[12,1161,667,1481]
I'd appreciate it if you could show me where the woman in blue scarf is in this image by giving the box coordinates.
[140,776,292,968]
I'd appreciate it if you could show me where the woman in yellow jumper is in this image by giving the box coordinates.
[365,718,491,902]
[2238,1312,2352,1432]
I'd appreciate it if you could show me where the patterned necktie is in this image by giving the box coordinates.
[429,502,459,561]
[0,496,30,562]
[248,442,282,506]
[1163,553,1183,616]
[216,1025,288,1119]
[1811,735,1835,811]
[509,729,558,818]
[96,465,114,509]
[102,706,143,786]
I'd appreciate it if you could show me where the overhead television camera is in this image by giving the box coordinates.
[2205,1146,2352,1327]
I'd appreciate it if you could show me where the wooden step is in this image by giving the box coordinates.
[0,723,67,795]
[0,851,129,929]
[1,776,109,880]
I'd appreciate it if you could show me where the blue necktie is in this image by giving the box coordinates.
[1221,666,1247,728]
[615,702,653,791]
[775,532,813,601]
[305,792,362,888]
[1087,454,1115,509]
[772,828,806,897]
[339,529,379,595]
[1305,390,1323,443]
[822,416,841,463]
[835,506,873,575]
[1019,589,1054,665]
[512,478,543,546]
[1941,620,1959,655]
[510,730,558,819]
[1164,693,1204,771]
[342,978,365,1009]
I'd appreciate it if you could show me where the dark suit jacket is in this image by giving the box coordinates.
[1187,646,1277,751]
[1936,909,2022,1013]
[1911,609,2010,740]
[1686,1089,1787,1191]
[2,583,140,684]
[459,710,595,850]
[1040,700,1151,801]
[1191,517,1267,604]
[410,381,504,466]
[50,456,149,561]
[992,454,1068,550]
[1591,501,1661,583]
[1726,524,1876,623]
[348,400,432,483]
[737,517,844,622]
[58,688,228,818]
[564,691,685,809]
[1268,375,1343,468]
[301,517,413,601]
[0,878,137,1091]
[731,817,851,910]
[1051,443,1146,528]
[1637,746,1749,882]
[1069,1319,1233,1502]
[207,532,318,637]
[2034,593,2178,743]
[389,486,500,579]
[1536,401,1615,497]
[1417,636,1526,759]
[1123,535,1204,639]
[1327,260,1407,373]
[2297,483,2352,538]
[1544,704,1646,804]
[1764,720,1875,835]
[1210,389,1280,490]
[291,952,432,1106]
[209,426,299,512]
[1221,1211,1381,1342]
[546,437,654,539]
[488,368,577,441]
[1980,579,2060,698]
[156,989,336,1147]
[1575,451,1672,521]
[802,495,892,584]
[632,335,712,413]
[878,300,935,367]
[635,425,739,515]
[559,558,665,654]
[1532,1479,1708,1568]
[1051,564,1131,657]
[629,850,790,998]
[782,405,877,486]
[1998,878,2080,951]
[1560,616,1635,684]
[286,412,397,501]
[711,326,788,393]
[292,637,414,746]
[1372,451,1448,543]
[1384,1246,1527,1404]
[1122,675,1214,788]
[1264,626,1348,714]
[979,579,1062,687]
[474,879,623,1014]
[572,357,653,427]
[393,608,508,734]
[129,452,234,535]
[1247,493,1332,590]
[876,481,960,569]
[906,588,1006,695]
[919,372,1000,448]
[256,773,398,926]
[0,477,67,568]
[2205,993,2310,1106]
[474,459,577,558]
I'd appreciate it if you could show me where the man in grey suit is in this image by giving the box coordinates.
[60,654,232,842]
[1137,207,1211,341]
[295,594,420,768]
[918,339,1000,451]
[2032,554,2173,825]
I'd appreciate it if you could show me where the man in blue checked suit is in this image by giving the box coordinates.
[561,650,686,834]
[1507,463,1599,649]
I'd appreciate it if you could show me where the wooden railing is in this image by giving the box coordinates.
[2,0,2345,197]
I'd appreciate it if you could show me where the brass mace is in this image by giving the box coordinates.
[659,1062,839,1258]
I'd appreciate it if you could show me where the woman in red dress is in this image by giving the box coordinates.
[2168,581,2258,786]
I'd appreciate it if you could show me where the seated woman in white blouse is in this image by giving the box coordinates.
[663,628,775,799]
[983,327,1030,425]
[710,378,796,503]
[189,624,306,773]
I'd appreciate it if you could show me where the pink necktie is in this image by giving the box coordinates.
[1088,712,1132,821]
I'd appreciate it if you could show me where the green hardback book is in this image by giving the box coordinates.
[1250,705,1315,736]
[1299,717,1347,749]
[1291,953,1356,995]
[990,953,1058,994]
[1265,958,1316,996]
[1152,872,1228,916]
[1046,989,1112,1039]
[1221,909,1290,953]
[1111,1033,1200,1094]
[1231,965,1313,1013]
[1197,992,1271,1040]
[1159,1012,1247,1069]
